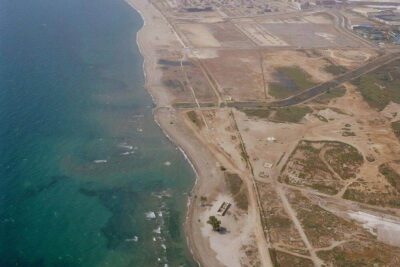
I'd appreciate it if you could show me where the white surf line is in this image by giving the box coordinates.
[124,1,202,265]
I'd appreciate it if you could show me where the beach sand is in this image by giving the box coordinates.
[125,0,227,266]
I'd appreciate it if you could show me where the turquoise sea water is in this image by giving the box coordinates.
[0,0,196,266]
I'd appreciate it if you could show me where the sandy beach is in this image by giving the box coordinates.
[125,0,229,266]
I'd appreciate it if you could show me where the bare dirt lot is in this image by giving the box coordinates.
[202,49,265,101]
[261,23,358,48]
[197,48,373,102]
[159,56,217,103]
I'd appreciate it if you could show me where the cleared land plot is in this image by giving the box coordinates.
[206,22,253,47]
[176,22,253,48]
[184,61,218,102]
[260,23,359,48]
[280,141,363,195]
[176,23,221,47]
[304,13,333,25]
[262,50,340,100]
[256,17,309,25]
[159,59,216,103]
[352,59,400,110]
[236,22,288,47]
[160,60,193,102]
[202,50,265,101]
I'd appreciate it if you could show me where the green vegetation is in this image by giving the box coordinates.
[240,106,312,123]
[235,191,248,210]
[225,172,242,195]
[280,141,342,195]
[379,163,400,193]
[324,143,363,180]
[314,114,329,122]
[313,86,346,104]
[281,141,363,194]
[271,249,314,267]
[268,215,293,228]
[273,106,312,123]
[207,216,221,231]
[392,120,400,140]
[317,241,398,267]
[324,64,347,76]
[310,183,339,195]
[291,190,357,248]
[343,188,400,208]
[225,172,248,210]
[240,108,271,119]
[352,60,400,110]
[186,110,203,129]
[269,66,317,99]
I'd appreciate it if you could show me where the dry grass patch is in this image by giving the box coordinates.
[313,86,346,104]
[257,182,307,252]
[379,162,400,193]
[270,249,313,267]
[317,240,400,267]
[225,172,248,211]
[324,143,363,179]
[240,108,271,119]
[343,180,400,209]
[287,190,359,248]
[352,59,400,111]
[273,106,312,123]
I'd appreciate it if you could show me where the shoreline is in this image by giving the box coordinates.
[125,0,222,266]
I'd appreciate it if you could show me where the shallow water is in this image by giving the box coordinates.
[0,0,196,266]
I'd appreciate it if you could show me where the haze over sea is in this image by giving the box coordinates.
[0,0,196,266]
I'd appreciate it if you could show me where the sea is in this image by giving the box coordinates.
[0,0,196,266]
